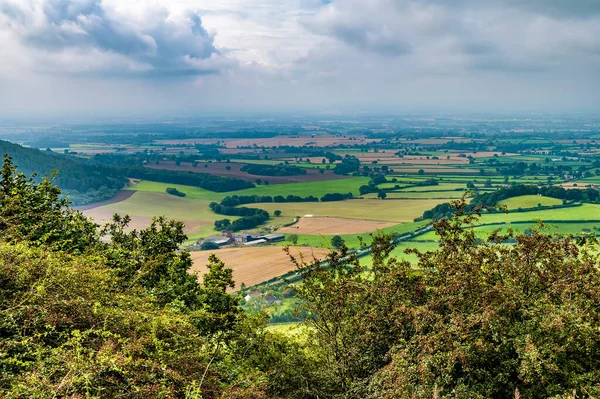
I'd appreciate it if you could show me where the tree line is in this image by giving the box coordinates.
[0,140,127,205]
[240,163,308,176]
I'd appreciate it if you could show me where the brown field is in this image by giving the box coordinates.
[402,138,485,145]
[190,246,330,290]
[83,206,208,233]
[279,216,396,235]
[556,182,598,189]
[144,160,351,184]
[388,166,475,174]
[446,151,519,158]
[356,153,471,165]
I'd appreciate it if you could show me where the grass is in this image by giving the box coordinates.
[276,220,431,249]
[360,240,439,267]
[246,199,445,223]
[363,191,466,199]
[128,177,370,202]
[498,195,562,209]
[477,204,600,225]
[105,191,223,221]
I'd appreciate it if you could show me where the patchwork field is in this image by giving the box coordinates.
[190,246,330,290]
[279,216,396,235]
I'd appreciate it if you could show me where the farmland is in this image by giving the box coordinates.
[11,116,600,315]
[190,246,330,290]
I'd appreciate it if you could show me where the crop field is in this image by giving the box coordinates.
[279,216,397,235]
[190,246,330,290]
[397,183,467,192]
[247,199,446,223]
[388,166,476,174]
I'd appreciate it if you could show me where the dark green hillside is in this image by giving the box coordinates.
[0,140,127,205]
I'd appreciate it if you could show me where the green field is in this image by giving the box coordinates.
[498,195,563,209]
[364,191,465,199]
[277,220,431,249]
[477,204,599,225]
[360,240,439,267]
[128,177,370,202]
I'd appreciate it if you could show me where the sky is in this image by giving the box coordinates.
[0,0,598,117]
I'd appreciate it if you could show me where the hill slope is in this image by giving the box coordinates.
[0,140,127,205]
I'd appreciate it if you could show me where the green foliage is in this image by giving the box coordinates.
[241,163,307,176]
[201,241,220,250]
[165,186,186,197]
[0,155,99,253]
[330,235,344,248]
[0,158,311,398]
[291,196,600,398]
[0,141,127,205]
[287,234,299,245]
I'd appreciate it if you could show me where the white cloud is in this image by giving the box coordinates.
[0,0,598,115]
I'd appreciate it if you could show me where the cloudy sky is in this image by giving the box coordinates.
[0,0,598,116]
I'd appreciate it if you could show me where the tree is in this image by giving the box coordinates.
[0,155,98,253]
[287,234,299,245]
[377,190,387,199]
[417,169,425,175]
[274,210,282,217]
[292,196,600,398]
[330,235,344,248]
[201,241,220,250]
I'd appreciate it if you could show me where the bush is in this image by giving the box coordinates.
[200,241,220,250]
[166,187,186,197]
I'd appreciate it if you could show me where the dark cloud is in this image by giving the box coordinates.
[1,0,221,77]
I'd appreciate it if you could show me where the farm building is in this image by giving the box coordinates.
[197,235,233,247]
[244,239,267,246]
[243,233,263,243]
[262,234,285,243]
